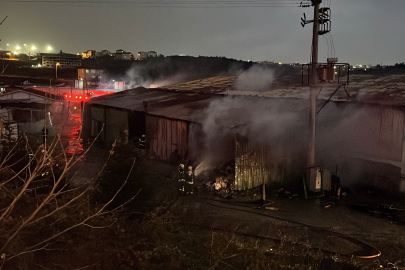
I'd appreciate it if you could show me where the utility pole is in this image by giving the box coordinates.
[308,0,321,168]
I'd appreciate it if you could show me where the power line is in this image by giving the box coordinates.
[323,34,330,58]
[6,0,309,7]
[326,32,335,58]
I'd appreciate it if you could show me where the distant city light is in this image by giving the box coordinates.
[16,45,20,50]
[32,46,36,50]
[47,46,52,51]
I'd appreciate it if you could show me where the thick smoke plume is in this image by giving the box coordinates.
[191,96,307,176]
[192,91,405,192]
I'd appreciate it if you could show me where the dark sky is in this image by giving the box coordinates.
[1,0,405,65]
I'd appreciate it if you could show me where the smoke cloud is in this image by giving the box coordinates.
[234,65,274,92]
[190,96,307,176]
[192,92,405,192]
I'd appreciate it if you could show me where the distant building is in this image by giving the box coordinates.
[97,50,111,57]
[0,51,12,60]
[82,50,96,59]
[137,51,148,60]
[147,51,157,58]
[113,49,133,60]
[78,68,106,87]
[39,51,82,68]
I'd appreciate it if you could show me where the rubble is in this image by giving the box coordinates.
[210,177,236,198]
[201,164,237,198]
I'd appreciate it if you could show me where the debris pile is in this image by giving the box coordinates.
[203,165,236,198]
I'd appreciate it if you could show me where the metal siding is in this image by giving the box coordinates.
[91,107,105,122]
[146,115,188,161]
[105,109,128,143]
[235,136,269,191]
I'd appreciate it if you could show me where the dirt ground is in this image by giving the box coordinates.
[3,141,405,269]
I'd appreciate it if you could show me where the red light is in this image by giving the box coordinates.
[79,96,82,99]
[75,96,78,99]
[85,97,88,100]
[69,95,71,98]
[65,95,67,98]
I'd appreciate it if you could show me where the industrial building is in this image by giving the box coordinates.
[81,73,405,193]
[0,88,61,137]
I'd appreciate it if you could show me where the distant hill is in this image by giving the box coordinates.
[0,55,300,87]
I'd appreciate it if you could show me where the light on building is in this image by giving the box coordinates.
[16,45,20,50]
[32,46,36,50]
[47,46,52,51]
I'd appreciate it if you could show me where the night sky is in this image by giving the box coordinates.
[1,0,405,65]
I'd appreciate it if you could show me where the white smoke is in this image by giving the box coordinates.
[234,65,275,92]
[190,96,307,175]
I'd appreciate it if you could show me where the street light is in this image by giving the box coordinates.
[30,45,36,57]
[55,62,60,79]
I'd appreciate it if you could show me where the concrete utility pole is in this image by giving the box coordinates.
[308,0,321,168]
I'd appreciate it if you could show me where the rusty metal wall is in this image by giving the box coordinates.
[146,115,188,161]
[235,136,269,190]
[376,107,404,162]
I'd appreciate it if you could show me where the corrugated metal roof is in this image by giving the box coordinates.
[89,87,218,122]
[160,74,405,106]
[89,74,405,125]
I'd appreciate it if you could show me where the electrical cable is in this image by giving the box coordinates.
[317,84,341,114]
[323,35,330,58]
[327,32,335,58]
[6,0,311,8]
